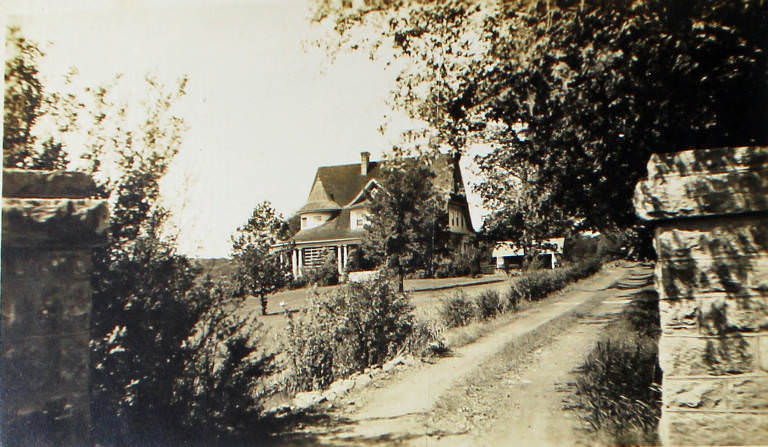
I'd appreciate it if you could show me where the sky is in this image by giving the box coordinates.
[3,0,490,258]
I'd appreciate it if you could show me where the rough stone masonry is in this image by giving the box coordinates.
[1,169,108,446]
[634,146,768,446]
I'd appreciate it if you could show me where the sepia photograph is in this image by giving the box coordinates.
[1,0,767,445]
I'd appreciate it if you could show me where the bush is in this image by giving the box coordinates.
[504,286,522,311]
[474,289,502,320]
[174,291,276,442]
[439,292,475,328]
[286,276,308,290]
[284,279,415,392]
[404,320,448,357]
[303,249,339,286]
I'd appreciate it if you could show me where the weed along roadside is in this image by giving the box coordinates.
[264,260,643,446]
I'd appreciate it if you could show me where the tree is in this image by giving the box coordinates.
[231,202,291,315]
[312,0,768,236]
[4,26,68,169]
[362,154,447,291]
[6,26,279,444]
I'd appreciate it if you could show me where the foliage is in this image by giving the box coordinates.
[509,269,569,302]
[403,320,448,357]
[174,278,277,442]
[312,0,768,236]
[3,27,68,169]
[284,279,415,392]
[303,248,340,286]
[573,296,662,444]
[6,26,277,445]
[474,289,502,320]
[439,292,475,328]
[231,202,292,315]
[83,74,204,445]
[363,154,448,290]
[439,257,601,328]
[435,240,484,278]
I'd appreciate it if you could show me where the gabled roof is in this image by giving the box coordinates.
[299,153,463,214]
[298,178,341,213]
[293,152,471,244]
[313,161,382,209]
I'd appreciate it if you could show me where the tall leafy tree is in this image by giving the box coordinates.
[3,27,68,169]
[312,0,768,236]
[362,155,447,291]
[231,201,291,315]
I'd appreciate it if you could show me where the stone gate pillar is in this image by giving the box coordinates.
[634,147,768,446]
[1,169,108,446]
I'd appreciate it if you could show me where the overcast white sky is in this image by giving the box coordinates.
[3,0,489,258]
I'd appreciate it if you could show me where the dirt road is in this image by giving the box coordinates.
[274,263,652,447]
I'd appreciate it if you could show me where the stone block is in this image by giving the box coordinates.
[657,254,768,300]
[659,298,698,333]
[729,377,768,409]
[2,392,90,447]
[664,411,768,446]
[661,336,754,376]
[2,275,92,339]
[2,169,96,198]
[760,336,768,372]
[663,379,726,410]
[1,331,90,412]
[655,217,768,261]
[699,295,768,335]
[645,146,768,180]
[2,248,92,279]
[635,146,768,221]
[2,198,108,248]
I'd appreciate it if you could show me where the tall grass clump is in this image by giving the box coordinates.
[573,292,661,445]
[284,279,415,392]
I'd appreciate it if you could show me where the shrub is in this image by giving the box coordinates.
[474,289,502,320]
[174,293,276,442]
[284,279,415,392]
[439,292,475,328]
[404,320,448,357]
[566,257,602,280]
[286,275,309,289]
[303,249,340,286]
[504,286,523,311]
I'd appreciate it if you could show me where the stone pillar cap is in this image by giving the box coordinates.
[634,146,768,221]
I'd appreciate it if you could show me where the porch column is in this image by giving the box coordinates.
[291,249,298,278]
[297,248,303,277]
[337,246,343,275]
[343,245,349,269]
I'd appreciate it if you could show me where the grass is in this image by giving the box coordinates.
[571,289,661,445]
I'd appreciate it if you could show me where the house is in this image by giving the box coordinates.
[287,151,474,278]
[491,237,565,271]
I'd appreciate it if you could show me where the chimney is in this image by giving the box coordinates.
[360,151,370,176]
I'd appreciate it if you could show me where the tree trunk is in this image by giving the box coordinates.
[397,271,404,293]
[260,295,268,315]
